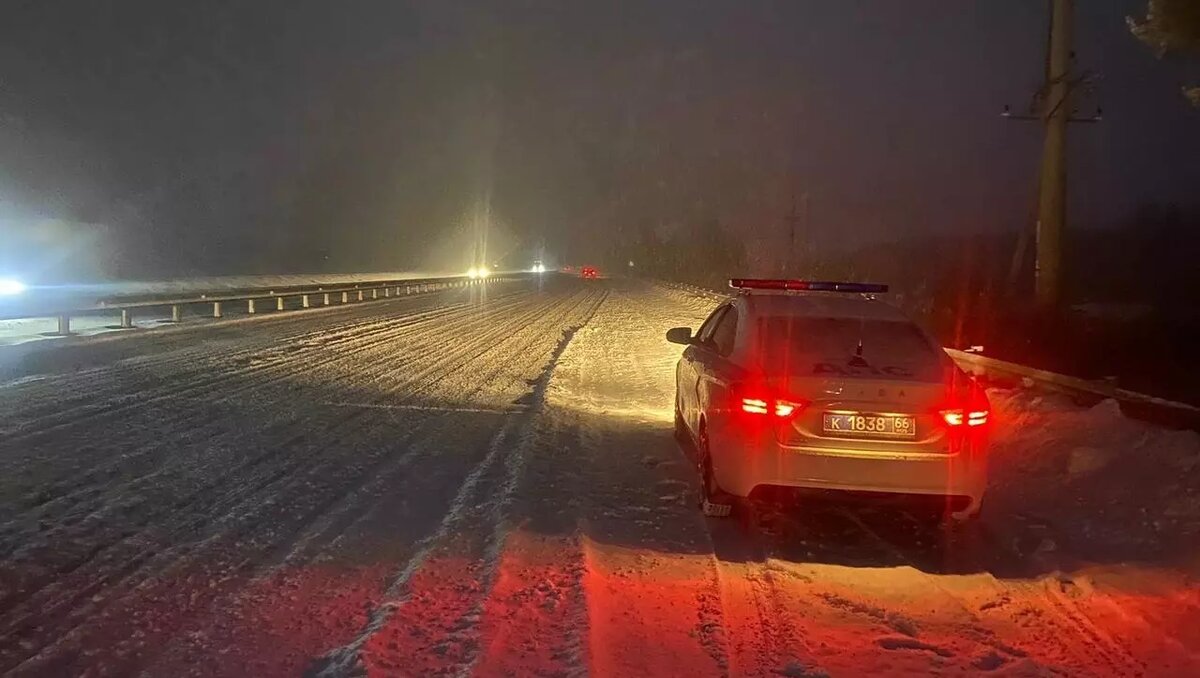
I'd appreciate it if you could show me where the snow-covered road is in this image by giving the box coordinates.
[0,277,1196,676]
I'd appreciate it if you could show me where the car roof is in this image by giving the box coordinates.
[739,292,912,323]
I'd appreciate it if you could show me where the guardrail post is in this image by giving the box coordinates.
[405,285,411,295]
[357,290,364,301]
[213,301,222,318]
[341,291,349,303]
[247,298,256,314]
[302,294,311,308]
[120,309,133,328]
[324,292,331,305]
[171,305,181,323]
[57,314,71,335]
[372,289,378,300]
[276,296,285,311]
[384,287,390,298]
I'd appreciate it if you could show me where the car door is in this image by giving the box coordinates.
[694,304,740,440]
[679,305,727,432]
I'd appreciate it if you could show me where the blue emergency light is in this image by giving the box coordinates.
[728,279,889,293]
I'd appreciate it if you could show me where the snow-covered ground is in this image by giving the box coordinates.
[0,277,1196,676]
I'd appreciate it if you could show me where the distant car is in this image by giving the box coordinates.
[667,278,989,525]
[581,266,599,279]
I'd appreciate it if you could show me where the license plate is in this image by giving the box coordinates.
[822,412,916,438]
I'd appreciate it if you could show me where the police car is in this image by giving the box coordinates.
[668,279,989,523]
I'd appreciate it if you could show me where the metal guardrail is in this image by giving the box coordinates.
[947,348,1200,428]
[1,274,525,336]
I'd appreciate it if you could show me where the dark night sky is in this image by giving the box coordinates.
[0,0,1197,278]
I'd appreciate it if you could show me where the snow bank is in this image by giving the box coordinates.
[986,388,1200,564]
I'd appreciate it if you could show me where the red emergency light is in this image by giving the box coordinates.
[729,279,889,293]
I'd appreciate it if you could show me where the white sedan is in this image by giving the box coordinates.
[668,279,990,524]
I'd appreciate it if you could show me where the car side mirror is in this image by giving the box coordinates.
[666,327,694,345]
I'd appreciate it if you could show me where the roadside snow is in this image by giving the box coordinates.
[986,390,1200,565]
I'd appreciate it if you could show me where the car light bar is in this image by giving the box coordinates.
[729,279,888,293]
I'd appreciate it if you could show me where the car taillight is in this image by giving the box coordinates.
[940,408,989,427]
[938,373,990,428]
[774,400,802,418]
[741,397,770,415]
[736,387,807,420]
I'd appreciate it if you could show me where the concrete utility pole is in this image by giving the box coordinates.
[1004,0,1099,308]
[1035,0,1073,308]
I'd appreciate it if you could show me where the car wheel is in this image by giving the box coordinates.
[698,426,734,518]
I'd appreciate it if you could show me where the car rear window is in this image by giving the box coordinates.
[758,316,943,382]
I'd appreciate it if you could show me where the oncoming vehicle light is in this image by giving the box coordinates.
[0,278,27,296]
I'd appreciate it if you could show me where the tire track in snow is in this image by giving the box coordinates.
[0,285,530,475]
[822,499,1142,674]
[0,288,491,439]
[0,295,475,515]
[0,287,539,533]
[539,282,733,677]
[119,286,600,676]
[0,287,567,619]
[305,289,607,677]
[0,285,591,674]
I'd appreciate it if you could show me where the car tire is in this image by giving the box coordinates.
[698,426,735,518]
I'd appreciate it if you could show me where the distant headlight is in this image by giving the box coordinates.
[467,267,480,279]
[0,278,26,296]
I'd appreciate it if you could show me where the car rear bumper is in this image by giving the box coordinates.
[713,442,987,517]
